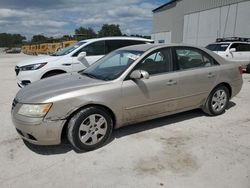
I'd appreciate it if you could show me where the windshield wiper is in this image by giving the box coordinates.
[82,72,102,80]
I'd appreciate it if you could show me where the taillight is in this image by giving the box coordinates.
[239,66,243,74]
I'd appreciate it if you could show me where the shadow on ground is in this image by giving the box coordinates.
[24,101,236,155]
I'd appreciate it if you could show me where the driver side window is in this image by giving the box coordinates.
[137,48,173,75]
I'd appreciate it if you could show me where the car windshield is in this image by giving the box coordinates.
[206,43,229,51]
[81,50,143,81]
[51,41,86,56]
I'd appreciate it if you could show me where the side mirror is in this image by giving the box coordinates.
[130,70,150,80]
[77,51,87,61]
[229,48,236,53]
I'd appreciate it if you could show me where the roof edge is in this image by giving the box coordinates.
[152,0,178,13]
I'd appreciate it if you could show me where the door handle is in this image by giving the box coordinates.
[167,80,177,86]
[208,73,215,78]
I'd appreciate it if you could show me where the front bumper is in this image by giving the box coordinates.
[11,106,66,145]
[16,69,42,88]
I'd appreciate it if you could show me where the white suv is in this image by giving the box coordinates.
[15,37,153,87]
[206,41,250,72]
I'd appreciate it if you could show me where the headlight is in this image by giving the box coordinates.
[17,103,52,118]
[20,62,47,71]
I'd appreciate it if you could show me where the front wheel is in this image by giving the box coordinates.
[203,86,229,116]
[67,107,113,151]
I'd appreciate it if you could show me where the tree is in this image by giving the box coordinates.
[31,35,48,43]
[0,33,26,47]
[75,27,97,39]
[98,24,122,37]
[62,35,74,41]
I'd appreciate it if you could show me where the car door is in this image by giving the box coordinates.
[121,47,179,123]
[173,47,219,110]
[237,43,250,60]
[228,43,244,60]
[71,41,106,71]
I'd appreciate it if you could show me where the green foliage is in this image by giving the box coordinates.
[98,24,122,37]
[75,27,97,40]
[31,35,48,43]
[0,33,26,47]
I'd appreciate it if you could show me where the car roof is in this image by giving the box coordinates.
[118,43,206,52]
[208,42,250,45]
[80,37,153,43]
[118,43,228,64]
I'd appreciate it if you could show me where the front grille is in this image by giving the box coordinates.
[12,98,18,110]
[15,66,20,76]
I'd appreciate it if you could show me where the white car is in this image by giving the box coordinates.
[206,41,250,72]
[15,37,153,87]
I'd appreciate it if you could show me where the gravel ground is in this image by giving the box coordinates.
[0,53,249,188]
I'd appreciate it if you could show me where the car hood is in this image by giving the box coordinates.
[15,72,106,103]
[16,55,63,67]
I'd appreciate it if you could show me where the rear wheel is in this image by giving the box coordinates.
[203,86,229,116]
[67,107,113,151]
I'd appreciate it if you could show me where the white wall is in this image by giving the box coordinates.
[183,1,250,46]
[151,31,172,44]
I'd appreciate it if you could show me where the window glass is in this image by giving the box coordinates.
[52,41,86,56]
[82,50,143,81]
[229,43,250,52]
[246,44,250,51]
[74,41,105,56]
[237,43,250,52]
[137,48,172,75]
[175,48,214,70]
[99,51,139,68]
[105,40,146,54]
[230,43,240,51]
[206,43,229,51]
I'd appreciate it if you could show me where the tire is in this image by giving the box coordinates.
[42,71,65,79]
[203,85,229,116]
[67,107,113,151]
[246,63,250,73]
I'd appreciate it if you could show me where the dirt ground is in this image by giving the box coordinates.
[0,53,249,188]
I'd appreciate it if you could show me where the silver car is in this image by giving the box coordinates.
[11,44,243,151]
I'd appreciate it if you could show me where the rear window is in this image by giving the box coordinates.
[206,43,229,51]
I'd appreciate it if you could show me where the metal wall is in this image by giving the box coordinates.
[183,1,250,46]
[152,0,249,45]
[152,1,184,43]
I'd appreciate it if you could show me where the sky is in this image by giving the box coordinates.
[0,0,168,40]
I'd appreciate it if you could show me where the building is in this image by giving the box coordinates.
[152,0,250,46]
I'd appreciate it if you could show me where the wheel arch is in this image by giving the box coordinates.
[202,82,232,115]
[61,104,117,140]
[41,69,67,79]
[213,82,232,98]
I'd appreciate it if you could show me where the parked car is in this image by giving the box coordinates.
[5,48,21,54]
[11,44,243,151]
[15,37,153,87]
[206,39,250,72]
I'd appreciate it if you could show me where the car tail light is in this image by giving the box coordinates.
[239,66,243,74]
